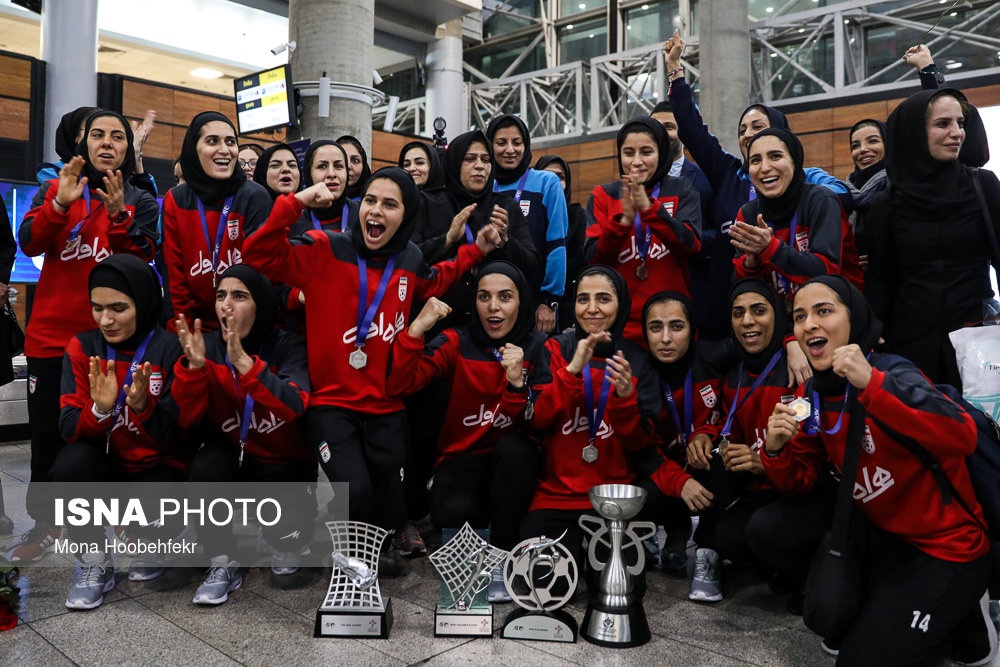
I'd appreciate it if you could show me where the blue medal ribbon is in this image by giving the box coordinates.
[760,212,798,296]
[225,357,255,465]
[104,330,155,452]
[494,171,531,205]
[355,253,398,351]
[66,188,100,244]
[805,386,852,436]
[721,350,782,438]
[196,196,235,284]
[661,368,693,447]
[632,184,661,265]
[582,361,613,446]
[311,203,351,232]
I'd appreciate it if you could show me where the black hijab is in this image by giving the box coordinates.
[88,254,163,351]
[847,119,887,190]
[351,167,420,259]
[534,155,572,201]
[739,103,790,133]
[217,264,277,356]
[642,290,696,387]
[252,143,301,201]
[575,265,631,359]
[485,114,532,186]
[179,111,246,204]
[728,278,787,375]
[467,260,535,349]
[397,141,446,192]
[616,117,673,189]
[799,274,883,396]
[443,129,497,231]
[959,104,989,168]
[886,88,979,217]
[75,111,138,187]
[301,140,350,221]
[746,128,806,227]
[57,106,100,162]
[337,135,372,200]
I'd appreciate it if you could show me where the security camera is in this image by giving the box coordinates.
[373,69,383,86]
[271,41,296,56]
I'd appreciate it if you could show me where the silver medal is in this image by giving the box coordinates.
[349,347,368,370]
[582,443,599,463]
[789,397,811,422]
[636,262,649,281]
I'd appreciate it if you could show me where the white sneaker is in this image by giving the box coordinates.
[66,553,115,610]
[192,555,242,605]
[487,563,511,603]
[689,548,722,602]
[953,592,999,666]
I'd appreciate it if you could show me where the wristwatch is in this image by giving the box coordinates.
[112,209,131,224]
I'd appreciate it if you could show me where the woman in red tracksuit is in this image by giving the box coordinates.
[730,128,862,300]
[507,265,677,572]
[10,110,159,563]
[173,264,315,604]
[764,274,994,665]
[54,254,183,609]
[161,111,272,331]
[586,116,702,345]
[388,260,547,551]
[243,167,500,570]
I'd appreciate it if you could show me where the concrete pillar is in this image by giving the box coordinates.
[425,18,466,139]
[698,2,748,158]
[40,0,99,161]
[289,0,374,149]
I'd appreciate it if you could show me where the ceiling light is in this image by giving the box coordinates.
[766,7,774,13]
[945,61,963,69]
[190,67,223,79]
[566,24,574,30]
[579,2,585,8]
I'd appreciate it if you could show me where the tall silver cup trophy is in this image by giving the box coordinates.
[578,483,656,648]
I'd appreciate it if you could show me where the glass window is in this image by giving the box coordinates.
[466,36,546,79]
[625,1,681,50]
[753,34,834,100]
[484,0,540,39]
[560,0,604,18]
[380,69,422,102]
[559,16,607,63]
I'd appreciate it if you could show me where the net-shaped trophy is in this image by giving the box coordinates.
[500,531,579,642]
[314,521,393,638]
[578,484,656,648]
[429,522,509,636]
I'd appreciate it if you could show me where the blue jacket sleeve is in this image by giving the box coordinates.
[537,169,568,299]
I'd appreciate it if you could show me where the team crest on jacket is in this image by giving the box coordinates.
[699,385,717,408]
[398,276,408,301]
[28,375,36,393]
[863,425,875,454]
[660,200,676,216]
[226,217,240,241]
[520,200,531,217]
[148,371,163,396]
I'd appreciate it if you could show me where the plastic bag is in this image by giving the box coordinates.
[950,325,1000,421]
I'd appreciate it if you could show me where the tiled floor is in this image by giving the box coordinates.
[0,440,994,667]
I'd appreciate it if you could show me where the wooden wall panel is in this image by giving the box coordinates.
[0,56,31,100]
[0,98,30,141]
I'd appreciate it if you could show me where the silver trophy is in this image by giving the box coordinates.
[577,484,656,648]
[429,522,509,636]
[314,521,394,638]
[500,531,579,642]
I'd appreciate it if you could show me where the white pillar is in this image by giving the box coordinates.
[699,2,749,158]
[41,0,99,161]
[426,18,466,139]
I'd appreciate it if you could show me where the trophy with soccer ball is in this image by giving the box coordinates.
[501,531,579,642]
[429,522,509,636]
[314,521,393,638]
[577,484,656,648]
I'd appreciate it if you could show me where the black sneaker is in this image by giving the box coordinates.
[952,593,999,666]
[378,546,410,579]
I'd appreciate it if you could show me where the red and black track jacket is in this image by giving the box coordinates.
[734,184,863,296]
[282,200,361,316]
[19,181,158,358]
[586,178,702,345]
[243,193,487,414]
[502,333,661,511]
[172,330,312,466]
[59,328,185,473]
[387,327,549,466]
[161,181,272,330]
[693,348,793,493]
[762,355,988,562]
[653,341,729,458]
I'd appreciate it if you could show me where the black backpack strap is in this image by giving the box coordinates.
[971,167,1000,273]
[829,388,865,555]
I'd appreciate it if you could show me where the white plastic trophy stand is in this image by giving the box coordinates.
[501,531,579,642]
[429,522,509,637]
[314,521,393,638]
[578,484,656,648]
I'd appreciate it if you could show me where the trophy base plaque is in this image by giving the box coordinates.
[434,604,494,637]
[502,607,577,642]
[580,599,650,648]
[314,598,394,639]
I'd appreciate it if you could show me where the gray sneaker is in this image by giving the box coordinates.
[66,554,115,610]
[689,548,722,602]
[487,563,511,603]
[128,560,164,582]
[192,556,242,605]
